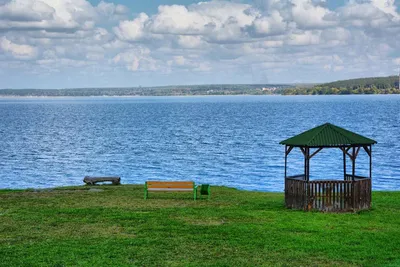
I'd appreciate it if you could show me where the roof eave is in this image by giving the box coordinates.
[280,142,377,147]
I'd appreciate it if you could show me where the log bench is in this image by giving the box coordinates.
[83,176,121,185]
[144,181,198,200]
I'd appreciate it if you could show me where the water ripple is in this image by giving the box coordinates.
[0,95,399,191]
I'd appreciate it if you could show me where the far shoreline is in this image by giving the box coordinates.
[0,94,399,99]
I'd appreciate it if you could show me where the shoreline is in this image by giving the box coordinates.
[1,94,400,99]
[1,184,398,193]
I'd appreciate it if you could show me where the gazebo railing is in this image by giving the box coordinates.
[352,178,372,210]
[285,176,371,212]
[308,180,353,211]
[286,174,306,180]
[345,174,370,181]
[285,176,307,210]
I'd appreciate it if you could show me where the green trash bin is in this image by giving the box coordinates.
[200,184,211,199]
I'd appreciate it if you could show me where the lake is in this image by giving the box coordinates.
[0,95,399,191]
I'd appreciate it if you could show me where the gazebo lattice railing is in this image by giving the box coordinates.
[280,123,377,212]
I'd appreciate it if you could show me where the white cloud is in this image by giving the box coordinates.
[0,1,55,22]
[286,31,320,46]
[320,27,351,46]
[371,0,398,17]
[339,3,384,21]
[0,37,37,59]
[290,0,337,29]
[2,0,400,87]
[0,0,129,33]
[113,1,262,44]
[333,65,344,72]
[113,46,159,71]
[176,35,205,49]
[166,55,212,71]
[332,55,343,64]
[249,11,287,36]
[36,58,93,67]
[322,64,344,72]
[0,0,98,32]
[171,55,186,66]
[113,13,150,41]
[297,55,330,64]
[392,58,400,65]
[149,4,209,35]
[96,1,129,17]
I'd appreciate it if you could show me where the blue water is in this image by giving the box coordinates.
[0,95,399,191]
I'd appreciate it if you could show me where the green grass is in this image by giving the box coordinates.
[0,185,399,266]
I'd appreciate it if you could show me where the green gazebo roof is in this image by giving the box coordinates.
[280,123,377,147]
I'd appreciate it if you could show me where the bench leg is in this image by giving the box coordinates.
[194,184,198,201]
[144,182,148,200]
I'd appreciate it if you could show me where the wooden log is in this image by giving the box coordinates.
[83,176,121,185]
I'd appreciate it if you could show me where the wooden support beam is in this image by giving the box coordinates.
[354,146,361,160]
[340,146,358,161]
[363,145,371,157]
[346,150,353,160]
[309,147,323,159]
[286,146,294,156]
[339,146,353,160]
[300,147,307,157]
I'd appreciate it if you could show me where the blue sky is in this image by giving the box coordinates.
[1,0,400,88]
[88,0,348,14]
[90,0,207,15]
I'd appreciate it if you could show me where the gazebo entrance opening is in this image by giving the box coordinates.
[280,123,377,212]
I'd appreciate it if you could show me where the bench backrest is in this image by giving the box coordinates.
[146,181,194,189]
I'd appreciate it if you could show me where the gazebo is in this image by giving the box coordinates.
[280,123,377,212]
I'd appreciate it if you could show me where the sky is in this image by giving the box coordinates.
[1,0,400,89]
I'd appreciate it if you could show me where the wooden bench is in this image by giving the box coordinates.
[144,181,198,200]
[83,176,121,185]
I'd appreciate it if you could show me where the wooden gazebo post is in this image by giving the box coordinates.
[284,145,294,179]
[343,147,346,180]
[370,145,372,179]
[284,145,287,179]
[352,146,356,181]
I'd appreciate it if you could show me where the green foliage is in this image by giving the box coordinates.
[281,76,400,95]
[1,185,400,266]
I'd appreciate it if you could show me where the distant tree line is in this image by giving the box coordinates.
[279,76,400,95]
[2,76,400,97]
[0,84,290,97]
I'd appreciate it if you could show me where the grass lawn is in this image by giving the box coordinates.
[0,185,399,266]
